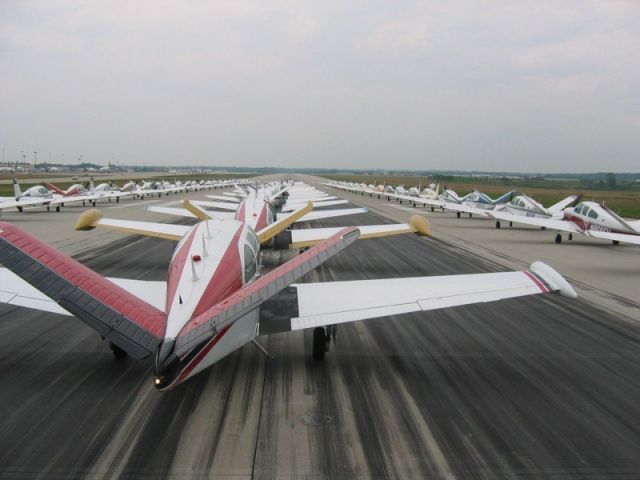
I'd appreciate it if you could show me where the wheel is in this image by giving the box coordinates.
[56,206,61,212]
[430,206,434,212]
[555,233,562,244]
[17,206,23,213]
[312,327,327,361]
[509,221,513,227]
[612,240,619,246]
[496,220,501,229]
[456,212,461,218]
[46,205,50,211]
[92,201,96,207]
[116,197,120,203]
[109,342,128,359]
[469,213,472,218]
[568,233,573,241]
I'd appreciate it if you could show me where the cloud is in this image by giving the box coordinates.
[0,0,638,171]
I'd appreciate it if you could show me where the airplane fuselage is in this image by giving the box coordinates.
[154,219,260,390]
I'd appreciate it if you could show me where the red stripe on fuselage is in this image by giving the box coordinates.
[191,224,244,317]
[254,203,269,231]
[174,323,232,386]
[236,201,246,223]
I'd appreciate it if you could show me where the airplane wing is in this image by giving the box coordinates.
[278,207,367,223]
[49,194,103,206]
[146,206,235,220]
[0,197,50,210]
[256,202,313,243]
[261,261,576,333]
[486,211,583,234]
[281,200,348,212]
[584,230,640,246]
[0,268,166,313]
[441,202,493,217]
[206,194,242,203]
[0,222,167,359]
[280,216,430,249]
[75,210,190,240]
[191,200,239,211]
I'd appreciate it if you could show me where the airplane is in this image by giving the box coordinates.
[487,200,640,245]
[492,193,581,228]
[0,214,576,391]
[0,178,54,213]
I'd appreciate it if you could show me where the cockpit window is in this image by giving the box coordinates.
[588,208,598,219]
[268,204,277,223]
[243,244,257,282]
[246,227,259,253]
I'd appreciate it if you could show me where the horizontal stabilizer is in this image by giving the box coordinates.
[284,216,429,248]
[76,209,190,241]
[0,222,166,358]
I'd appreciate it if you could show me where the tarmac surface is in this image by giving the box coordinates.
[1,175,639,479]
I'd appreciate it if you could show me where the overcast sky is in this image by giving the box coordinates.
[1,1,639,172]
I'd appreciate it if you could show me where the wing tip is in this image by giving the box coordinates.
[75,208,103,230]
[529,261,577,298]
[409,215,431,236]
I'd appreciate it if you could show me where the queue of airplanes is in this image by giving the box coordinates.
[0,180,576,391]
[328,180,640,247]
[0,177,249,214]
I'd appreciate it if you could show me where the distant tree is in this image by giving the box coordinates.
[605,172,617,188]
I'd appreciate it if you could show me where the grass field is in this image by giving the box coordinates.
[324,174,640,218]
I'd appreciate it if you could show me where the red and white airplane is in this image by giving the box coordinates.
[487,200,640,245]
[0,213,575,391]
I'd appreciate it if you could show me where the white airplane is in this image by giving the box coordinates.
[0,179,54,213]
[0,215,576,391]
[492,193,581,228]
[487,200,640,245]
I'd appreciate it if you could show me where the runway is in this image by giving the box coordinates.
[1,179,640,478]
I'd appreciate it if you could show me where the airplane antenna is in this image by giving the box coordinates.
[191,257,199,281]
[202,233,208,257]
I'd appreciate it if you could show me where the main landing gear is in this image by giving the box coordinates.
[555,233,562,244]
[312,325,337,361]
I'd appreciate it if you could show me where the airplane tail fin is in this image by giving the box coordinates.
[493,189,518,204]
[0,222,167,359]
[548,194,581,214]
[13,178,22,199]
[46,183,66,195]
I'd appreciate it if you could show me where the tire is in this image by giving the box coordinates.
[555,233,562,244]
[496,221,501,229]
[312,327,327,361]
[456,212,461,218]
[613,240,619,246]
